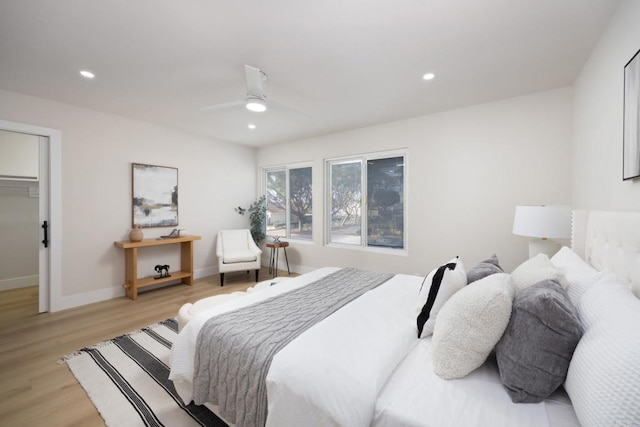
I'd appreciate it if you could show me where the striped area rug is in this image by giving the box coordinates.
[62,318,228,427]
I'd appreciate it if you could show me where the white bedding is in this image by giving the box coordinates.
[265,271,421,427]
[171,267,421,426]
[170,266,576,427]
[169,267,341,403]
[373,338,579,427]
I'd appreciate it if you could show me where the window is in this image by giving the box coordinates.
[265,165,312,241]
[329,160,362,245]
[327,152,405,250]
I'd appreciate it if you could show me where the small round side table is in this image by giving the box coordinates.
[266,241,290,278]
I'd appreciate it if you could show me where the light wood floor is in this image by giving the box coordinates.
[0,268,289,427]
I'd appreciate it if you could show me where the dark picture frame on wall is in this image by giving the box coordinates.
[623,48,640,180]
[132,163,178,228]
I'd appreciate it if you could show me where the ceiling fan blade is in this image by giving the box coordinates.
[268,99,312,119]
[200,99,245,112]
[245,65,266,98]
[201,66,307,118]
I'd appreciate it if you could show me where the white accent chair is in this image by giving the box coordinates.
[217,229,262,286]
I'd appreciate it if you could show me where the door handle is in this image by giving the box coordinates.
[42,221,49,248]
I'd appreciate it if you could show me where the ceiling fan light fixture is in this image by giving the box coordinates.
[246,97,267,112]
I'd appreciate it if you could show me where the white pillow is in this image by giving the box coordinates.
[511,253,569,294]
[550,247,604,308]
[565,277,640,427]
[551,247,598,277]
[415,257,467,338]
[432,273,514,379]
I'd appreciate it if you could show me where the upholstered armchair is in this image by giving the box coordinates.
[216,229,262,286]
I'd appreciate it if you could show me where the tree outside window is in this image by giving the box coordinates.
[327,153,405,250]
[289,168,313,240]
[366,157,404,249]
[330,161,362,245]
[265,166,312,241]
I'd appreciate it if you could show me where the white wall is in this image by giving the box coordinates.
[0,89,256,309]
[573,0,640,210]
[258,88,572,274]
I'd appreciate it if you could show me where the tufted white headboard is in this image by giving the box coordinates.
[571,210,640,298]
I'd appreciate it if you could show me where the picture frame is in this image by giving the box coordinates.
[132,163,178,228]
[623,48,640,180]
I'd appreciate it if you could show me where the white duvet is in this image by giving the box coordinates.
[170,267,419,426]
[170,267,575,427]
[374,339,564,427]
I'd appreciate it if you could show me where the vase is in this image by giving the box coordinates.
[129,225,143,242]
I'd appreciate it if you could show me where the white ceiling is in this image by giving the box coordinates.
[0,1,620,147]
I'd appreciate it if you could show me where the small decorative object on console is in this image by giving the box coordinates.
[129,225,143,242]
[161,228,184,239]
[154,264,171,279]
[272,236,281,243]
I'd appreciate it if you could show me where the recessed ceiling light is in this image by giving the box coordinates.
[248,124,256,130]
[422,73,435,81]
[79,70,95,79]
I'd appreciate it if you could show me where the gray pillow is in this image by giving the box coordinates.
[466,254,503,284]
[495,279,582,403]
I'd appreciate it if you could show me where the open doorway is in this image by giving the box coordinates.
[0,129,42,314]
[0,120,60,313]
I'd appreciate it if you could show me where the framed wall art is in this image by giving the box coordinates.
[132,163,178,227]
[623,48,640,180]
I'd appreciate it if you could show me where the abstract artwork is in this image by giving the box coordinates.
[624,48,640,180]
[132,163,178,227]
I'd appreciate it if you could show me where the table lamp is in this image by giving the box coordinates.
[512,205,571,258]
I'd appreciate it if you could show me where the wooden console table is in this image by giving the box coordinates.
[114,235,201,300]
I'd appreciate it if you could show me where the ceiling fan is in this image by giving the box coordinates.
[201,65,310,118]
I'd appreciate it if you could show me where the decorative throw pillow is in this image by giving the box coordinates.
[550,247,598,278]
[432,273,514,380]
[510,253,569,294]
[565,277,640,427]
[466,254,503,284]
[495,279,582,403]
[550,246,605,308]
[415,257,466,338]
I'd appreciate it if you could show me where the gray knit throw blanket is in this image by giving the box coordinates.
[193,268,393,427]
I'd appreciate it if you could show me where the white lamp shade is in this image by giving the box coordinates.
[512,205,571,239]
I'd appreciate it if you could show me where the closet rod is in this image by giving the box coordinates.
[0,174,37,180]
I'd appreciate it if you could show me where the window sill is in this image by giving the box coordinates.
[325,242,408,257]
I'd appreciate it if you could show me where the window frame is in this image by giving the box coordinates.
[263,161,313,242]
[324,149,407,254]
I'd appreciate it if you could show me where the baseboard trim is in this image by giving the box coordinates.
[51,266,220,311]
[49,264,321,312]
[259,257,314,276]
[0,275,39,291]
[290,264,315,274]
[54,286,125,312]
[194,266,218,280]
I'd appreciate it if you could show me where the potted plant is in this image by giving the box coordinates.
[235,195,266,246]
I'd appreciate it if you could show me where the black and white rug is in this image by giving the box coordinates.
[62,318,228,427]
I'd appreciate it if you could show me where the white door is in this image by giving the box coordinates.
[38,136,49,313]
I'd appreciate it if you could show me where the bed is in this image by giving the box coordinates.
[169,210,640,427]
